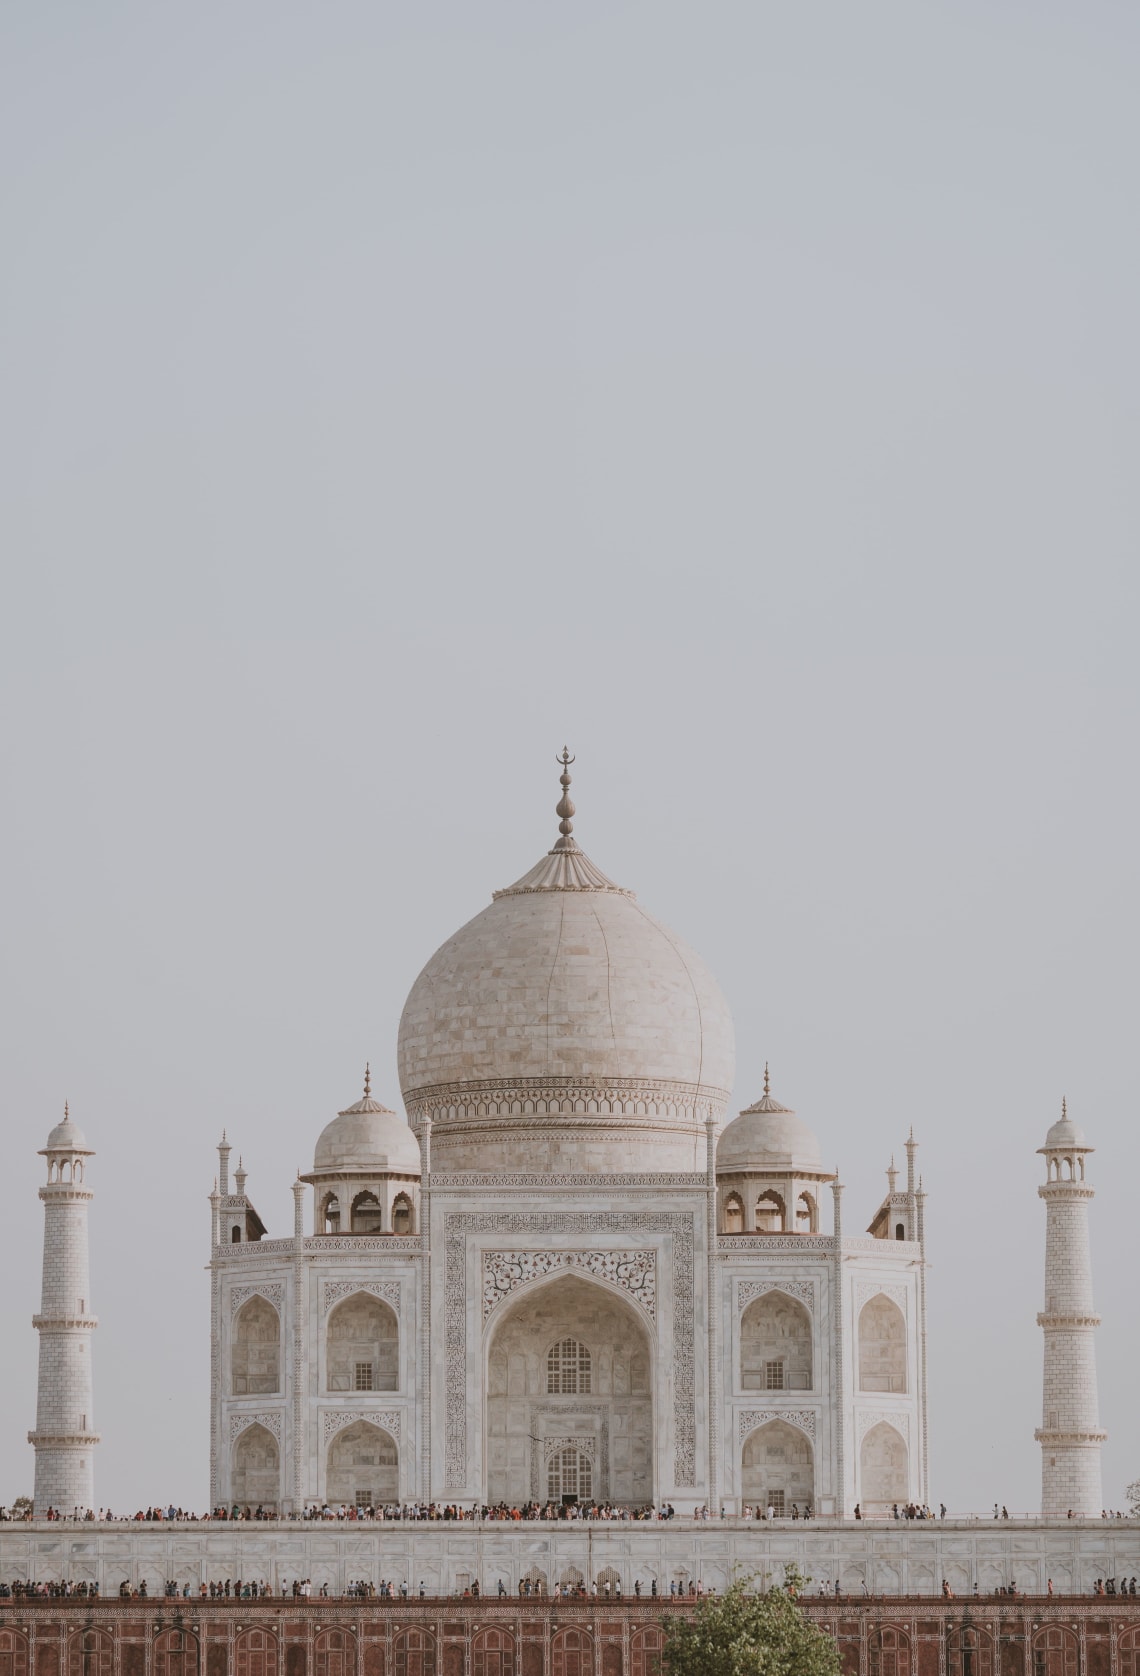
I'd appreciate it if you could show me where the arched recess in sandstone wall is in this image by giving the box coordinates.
[740,1417,814,1512]
[484,1271,653,1507]
[740,1291,812,1391]
[235,1629,279,1676]
[232,1296,281,1395]
[154,1631,199,1676]
[392,1630,433,1676]
[0,1631,29,1676]
[472,1629,514,1676]
[325,1293,398,1393]
[859,1421,908,1511]
[231,1422,280,1510]
[315,1631,356,1676]
[858,1294,906,1393]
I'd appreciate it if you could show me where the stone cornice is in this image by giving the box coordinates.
[404,1074,730,1126]
[26,1431,100,1447]
[1034,1427,1108,1443]
[31,1315,98,1330]
[1038,1183,1095,1201]
[1037,1312,1101,1328]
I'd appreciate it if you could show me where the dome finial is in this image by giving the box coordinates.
[763,1062,770,1098]
[64,1101,69,1121]
[1061,1094,1067,1121]
[364,1062,372,1097]
[552,746,577,852]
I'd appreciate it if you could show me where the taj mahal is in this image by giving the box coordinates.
[17,753,1131,1601]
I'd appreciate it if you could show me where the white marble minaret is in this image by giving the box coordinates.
[1035,1099,1105,1516]
[29,1106,100,1515]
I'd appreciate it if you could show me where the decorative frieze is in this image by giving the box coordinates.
[482,1249,656,1322]
[230,1283,284,1317]
[321,1280,402,1318]
[229,1410,283,1444]
[542,1435,597,1461]
[738,1409,817,1442]
[432,1173,709,1190]
[321,1409,403,1445]
[737,1279,815,1313]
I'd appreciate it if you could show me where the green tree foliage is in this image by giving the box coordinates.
[661,1572,842,1676]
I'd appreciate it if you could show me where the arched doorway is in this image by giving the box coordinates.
[858,1294,907,1392]
[859,1420,908,1511]
[485,1273,653,1506]
[740,1418,814,1514]
[326,1419,399,1507]
[231,1423,280,1511]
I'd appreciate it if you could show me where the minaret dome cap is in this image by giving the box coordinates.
[42,1104,91,1154]
[1040,1097,1090,1153]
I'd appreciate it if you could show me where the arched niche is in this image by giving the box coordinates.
[320,1193,341,1233]
[858,1294,907,1392]
[755,1190,786,1232]
[235,1629,279,1676]
[485,1272,653,1508]
[326,1420,398,1508]
[326,1291,398,1393]
[350,1191,382,1234]
[392,1192,414,1234]
[231,1422,280,1511]
[232,1295,280,1395]
[740,1418,814,1515]
[796,1190,817,1232]
[859,1421,908,1511]
[472,1628,514,1676]
[66,1631,110,1676]
[722,1192,744,1234]
[740,1290,812,1391]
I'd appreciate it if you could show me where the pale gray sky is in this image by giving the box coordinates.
[1,2,1137,1515]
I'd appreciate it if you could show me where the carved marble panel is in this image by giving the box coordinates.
[321,1409,403,1445]
[737,1279,815,1313]
[230,1283,284,1317]
[482,1249,656,1322]
[856,1408,910,1446]
[321,1280,402,1318]
[737,1408,817,1442]
[229,1410,284,1444]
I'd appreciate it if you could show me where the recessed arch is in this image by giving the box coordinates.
[755,1189,786,1232]
[741,1290,812,1391]
[350,1190,382,1234]
[796,1190,818,1232]
[326,1291,398,1393]
[740,1417,814,1515]
[232,1295,280,1395]
[326,1419,398,1507]
[392,1629,433,1676]
[231,1422,280,1512]
[858,1293,907,1392]
[859,1421,908,1512]
[485,1271,653,1507]
[320,1193,341,1233]
[315,1629,356,1676]
[391,1191,414,1234]
[154,1630,199,1676]
[868,1628,910,1676]
[722,1191,744,1234]
[66,1631,111,1676]
[551,1629,593,1676]
[472,1629,514,1676]
[235,1631,279,1676]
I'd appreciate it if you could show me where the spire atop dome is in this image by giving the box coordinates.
[1062,1095,1067,1121]
[364,1062,372,1098]
[493,750,632,896]
[763,1062,770,1097]
[552,747,577,853]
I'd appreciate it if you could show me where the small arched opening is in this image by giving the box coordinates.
[723,1192,744,1234]
[797,1191,818,1232]
[321,1194,341,1233]
[350,1191,382,1235]
[547,1336,592,1394]
[755,1190,786,1232]
[391,1192,414,1235]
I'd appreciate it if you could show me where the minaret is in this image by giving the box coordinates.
[1035,1099,1105,1516]
[29,1106,99,1515]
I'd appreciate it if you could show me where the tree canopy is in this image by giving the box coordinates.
[661,1571,842,1676]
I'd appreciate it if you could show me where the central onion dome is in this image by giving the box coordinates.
[397,752,735,1173]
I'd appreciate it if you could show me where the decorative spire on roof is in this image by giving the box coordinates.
[1062,1095,1068,1121]
[364,1063,372,1098]
[64,1101,69,1121]
[553,747,577,853]
[763,1063,770,1097]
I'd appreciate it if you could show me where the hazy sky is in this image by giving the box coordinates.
[1,3,1137,1516]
